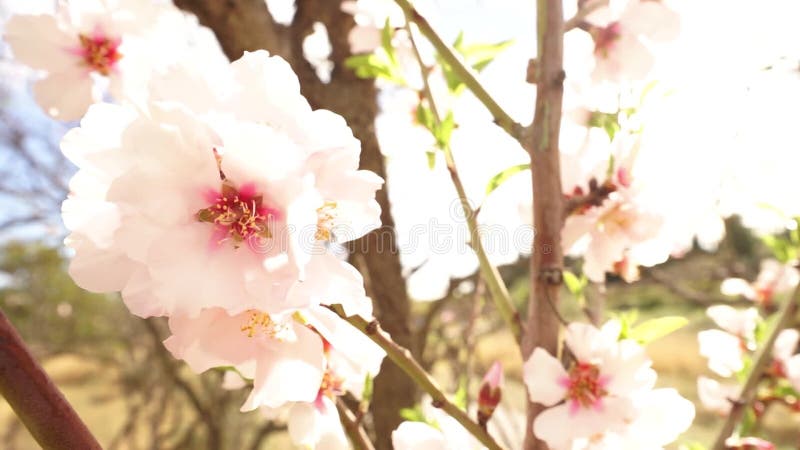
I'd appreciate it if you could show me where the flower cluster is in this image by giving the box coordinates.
[523,321,694,449]
[7,3,387,447]
[697,269,800,447]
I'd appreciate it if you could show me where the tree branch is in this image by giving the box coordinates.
[0,309,102,450]
[520,0,567,448]
[394,0,524,140]
[330,306,506,450]
[405,19,522,342]
[711,281,800,450]
[336,398,376,450]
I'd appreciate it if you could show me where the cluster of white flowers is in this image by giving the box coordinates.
[5,1,386,448]
[523,321,694,450]
[698,266,800,423]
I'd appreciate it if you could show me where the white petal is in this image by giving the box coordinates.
[523,347,568,406]
[33,70,96,121]
[4,14,78,71]
[391,421,447,450]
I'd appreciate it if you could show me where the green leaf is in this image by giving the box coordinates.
[588,111,621,141]
[344,52,404,84]
[562,271,586,295]
[460,40,514,72]
[415,104,436,133]
[615,310,640,340]
[381,18,396,65]
[426,150,437,169]
[453,378,468,410]
[361,373,374,403]
[399,406,427,423]
[678,442,707,450]
[485,163,530,195]
[435,111,456,148]
[628,316,688,345]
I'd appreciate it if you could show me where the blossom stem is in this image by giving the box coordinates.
[393,0,524,140]
[563,0,608,32]
[330,306,506,450]
[404,18,522,342]
[336,398,376,450]
[711,282,800,450]
[0,309,102,450]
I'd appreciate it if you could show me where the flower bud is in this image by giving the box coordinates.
[478,361,503,428]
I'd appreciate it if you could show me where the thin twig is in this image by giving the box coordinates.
[329,305,506,450]
[336,398,376,450]
[711,282,800,450]
[395,0,524,140]
[563,0,607,32]
[405,16,522,342]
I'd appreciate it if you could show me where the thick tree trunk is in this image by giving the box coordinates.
[175,2,416,448]
[520,1,566,449]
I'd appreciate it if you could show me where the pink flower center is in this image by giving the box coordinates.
[559,362,609,414]
[593,22,622,58]
[318,368,345,400]
[78,32,122,76]
[197,181,278,249]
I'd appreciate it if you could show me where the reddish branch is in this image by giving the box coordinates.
[520,0,566,449]
[0,309,102,450]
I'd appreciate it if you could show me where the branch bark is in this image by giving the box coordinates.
[0,309,102,450]
[520,0,566,449]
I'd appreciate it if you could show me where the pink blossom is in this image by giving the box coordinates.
[586,0,680,81]
[697,376,739,415]
[523,321,657,449]
[163,307,325,411]
[4,1,225,120]
[721,259,799,307]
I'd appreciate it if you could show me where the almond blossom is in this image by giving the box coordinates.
[522,321,660,450]
[698,305,759,377]
[585,0,680,81]
[164,307,325,411]
[4,0,224,120]
[562,166,663,283]
[721,259,799,307]
[697,376,739,415]
[62,51,383,319]
[392,398,485,450]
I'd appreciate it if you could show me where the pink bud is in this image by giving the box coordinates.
[725,436,775,450]
[478,362,504,428]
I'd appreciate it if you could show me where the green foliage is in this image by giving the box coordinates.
[439,32,512,93]
[485,163,530,195]
[345,19,407,84]
[399,405,427,423]
[453,377,468,411]
[626,316,689,345]
[562,270,589,306]
[362,373,374,403]
[588,110,622,141]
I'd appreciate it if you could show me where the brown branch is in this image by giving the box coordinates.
[520,0,567,449]
[711,282,800,450]
[0,309,102,450]
[330,305,505,450]
[563,0,608,32]
[336,398,376,450]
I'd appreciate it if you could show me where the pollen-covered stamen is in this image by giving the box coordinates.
[240,310,288,338]
[318,367,345,400]
[197,182,275,248]
[592,22,622,58]
[560,362,609,413]
[315,201,338,241]
[78,32,122,76]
